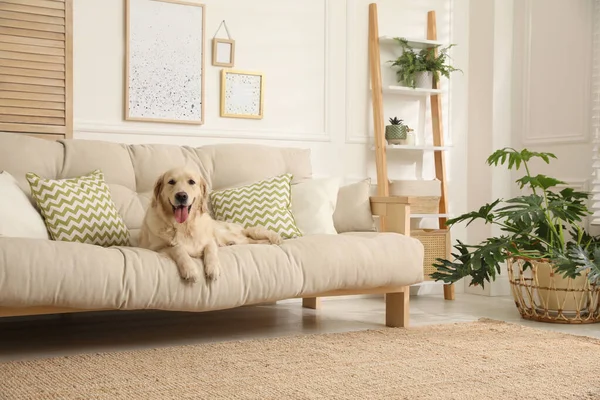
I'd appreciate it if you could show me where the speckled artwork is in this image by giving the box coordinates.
[223,72,263,118]
[127,0,204,123]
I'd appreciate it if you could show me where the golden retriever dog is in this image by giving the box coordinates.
[138,167,282,283]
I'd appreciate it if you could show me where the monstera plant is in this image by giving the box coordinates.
[431,148,600,289]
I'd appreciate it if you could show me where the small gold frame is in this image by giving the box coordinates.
[220,69,264,119]
[212,38,235,67]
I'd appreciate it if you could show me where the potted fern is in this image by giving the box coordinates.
[431,148,600,323]
[388,38,461,89]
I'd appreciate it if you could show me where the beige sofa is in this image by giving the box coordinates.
[0,132,424,327]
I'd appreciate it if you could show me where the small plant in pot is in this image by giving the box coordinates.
[431,148,600,323]
[388,38,461,89]
[385,117,409,145]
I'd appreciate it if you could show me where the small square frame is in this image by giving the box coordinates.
[212,38,235,67]
[220,69,264,119]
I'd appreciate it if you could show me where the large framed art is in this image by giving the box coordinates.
[125,0,205,124]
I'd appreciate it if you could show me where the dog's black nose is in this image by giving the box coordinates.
[175,192,188,204]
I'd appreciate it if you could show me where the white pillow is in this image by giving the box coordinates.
[0,171,49,239]
[333,179,376,233]
[291,177,340,235]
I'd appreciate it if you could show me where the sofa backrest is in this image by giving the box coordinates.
[0,132,312,234]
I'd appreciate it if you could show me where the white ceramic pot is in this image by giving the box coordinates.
[414,71,433,89]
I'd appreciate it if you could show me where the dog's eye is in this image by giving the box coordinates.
[188,179,196,185]
[168,179,176,185]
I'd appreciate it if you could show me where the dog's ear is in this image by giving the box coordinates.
[199,177,209,214]
[152,173,165,207]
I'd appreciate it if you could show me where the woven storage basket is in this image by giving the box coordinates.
[412,229,451,281]
[508,258,600,324]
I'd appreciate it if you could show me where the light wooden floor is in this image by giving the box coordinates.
[0,294,598,363]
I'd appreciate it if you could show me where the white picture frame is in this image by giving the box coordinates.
[125,0,205,125]
[220,69,264,119]
[212,38,235,67]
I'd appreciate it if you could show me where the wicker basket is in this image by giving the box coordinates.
[412,229,451,281]
[508,258,600,324]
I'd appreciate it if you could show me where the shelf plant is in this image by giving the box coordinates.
[385,117,409,145]
[387,38,461,89]
[431,148,600,290]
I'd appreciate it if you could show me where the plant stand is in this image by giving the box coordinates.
[368,4,454,300]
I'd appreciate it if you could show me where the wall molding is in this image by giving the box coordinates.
[344,0,367,144]
[74,120,331,143]
[322,0,334,139]
[521,0,591,145]
[555,179,588,191]
[522,134,590,145]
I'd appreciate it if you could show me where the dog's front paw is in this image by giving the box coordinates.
[180,268,200,283]
[204,263,221,281]
[178,262,200,283]
[270,234,283,245]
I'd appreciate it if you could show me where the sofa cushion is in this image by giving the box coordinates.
[291,177,340,235]
[210,173,302,239]
[60,139,137,190]
[0,233,424,310]
[195,144,312,190]
[26,170,130,247]
[0,172,49,240]
[333,179,376,233]
[0,132,64,196]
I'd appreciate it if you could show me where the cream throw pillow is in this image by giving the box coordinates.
[291,177,340,235]
[0,171,49,239]
[333,179,376,233]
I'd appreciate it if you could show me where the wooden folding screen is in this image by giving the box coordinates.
[0,0,72,140]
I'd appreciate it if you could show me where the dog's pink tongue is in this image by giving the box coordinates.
[174,207,189,224]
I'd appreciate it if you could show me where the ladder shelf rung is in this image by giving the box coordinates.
[378,36,444,49]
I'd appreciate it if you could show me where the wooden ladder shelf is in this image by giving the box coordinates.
[368,3,454,300]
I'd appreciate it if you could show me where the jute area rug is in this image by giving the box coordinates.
[1,319,599,400]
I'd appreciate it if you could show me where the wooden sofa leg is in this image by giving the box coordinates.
[443,284,455,300]
[302,297,320,309]
[386,288,409,328]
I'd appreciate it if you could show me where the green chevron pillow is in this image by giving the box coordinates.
[26,170,130,247]
[210,173,301,239]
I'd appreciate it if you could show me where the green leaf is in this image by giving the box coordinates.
[496,195,546,227]
[486,148,557,170]
[430,237,512,288]
[445,199,501,227]
[515,174,566,190]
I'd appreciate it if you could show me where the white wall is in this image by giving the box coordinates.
[512,0,593,205]
[462,0,514,296]
[73,0,470,294]
[463,0,595,296]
